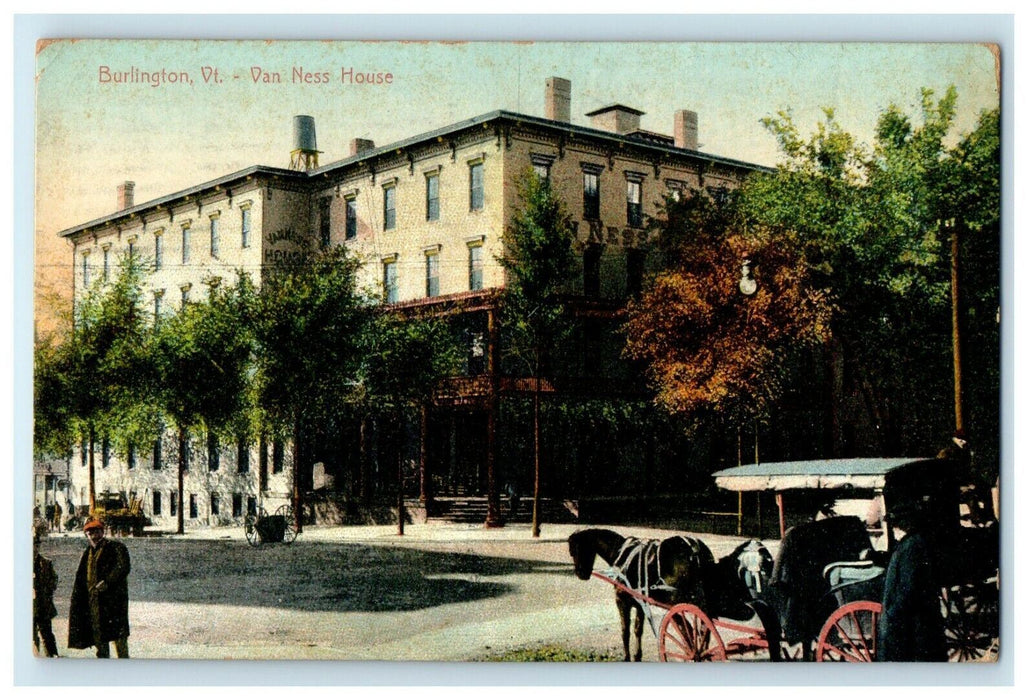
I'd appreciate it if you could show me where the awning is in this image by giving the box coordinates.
[712,458,931,492]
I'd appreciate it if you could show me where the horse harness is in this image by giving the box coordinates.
[608,535,705,598]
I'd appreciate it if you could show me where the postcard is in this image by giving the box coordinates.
[31,38,1001,668]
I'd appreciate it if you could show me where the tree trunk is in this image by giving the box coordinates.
[951,225,965,435]
[532,375,542,538]
[88,424,96,513]
[484,307,502,527]
[397,420,405,536]
[177,425,186,535]
[419,404,431,511]
[292,416,304,534]
[359,416,371,506]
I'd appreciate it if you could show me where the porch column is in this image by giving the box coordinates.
[485,306,503,527]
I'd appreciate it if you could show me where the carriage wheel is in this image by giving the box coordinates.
[816,601,881,662]
[659,604,728,661]
[942,583,999,662]
[275,505,298,544]
[244,513,262,547]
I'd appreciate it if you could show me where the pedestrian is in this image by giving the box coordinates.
[52,502,63,533]
[32,521,59,657]
[876,499,947,662]
[67,518,131,658]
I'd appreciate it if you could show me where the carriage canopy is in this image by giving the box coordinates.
[712,457,932,493]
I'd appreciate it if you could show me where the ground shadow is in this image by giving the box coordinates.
[42,537,573,614]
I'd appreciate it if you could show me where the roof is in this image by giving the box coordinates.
[61,109,771,240]
[712,457,933,492]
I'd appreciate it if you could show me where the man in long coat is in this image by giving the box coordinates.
[68,518,131,658]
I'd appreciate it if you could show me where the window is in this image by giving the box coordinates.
[155,232,164,269]
[181,285,191,309]
[210,494,220,517]
[666,179,686,201]
[426,172,440,221]
[127,238,136,259]
[584,244,602,298]
[153,291,164,325]
[208,432,220,472]
[468,244,484,291]
[102,247,111,281]
[170,491,178,517]
[237,438,250,473]
[127,444,136,471]
[626,249,646,298]
[153,433,163,470]
[189,494,198,519]
[583,171,601,220]
[345,197,357,240]
[210,216,220,257]
[81,252,90,287]
[272,440,285,474]
[232,493,243,518]
[181,225,191,264]
[531,154,554,184]
[319,196,332,248]
[80,437,88,466]
[247,496,257,516]
[383,185,396,230]
[425,250,440,297]
[241,206,252,248]
[469,162,484,211]
[383,259,398,303]
[626,178,643,228]
[153,491,162,516]
[102,436,110,468]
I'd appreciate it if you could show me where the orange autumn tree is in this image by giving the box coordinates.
[625,189,833,426]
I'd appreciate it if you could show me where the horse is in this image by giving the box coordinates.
[567,528,714,661]
[568,528,776,661]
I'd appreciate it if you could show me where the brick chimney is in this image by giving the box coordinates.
[350,138,375,156]
[674,110,699,150]
[117,181,135,210]
[545,76,571,123]
[586,104,644,135]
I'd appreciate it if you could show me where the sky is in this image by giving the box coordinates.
[33,40,999,325]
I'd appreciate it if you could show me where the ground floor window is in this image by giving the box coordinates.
[211,493,220,517]
[189,493,198,519]
[232,493,243,518]
[247,496,257,516]
[152,491,162,516]
[170,491,178,517]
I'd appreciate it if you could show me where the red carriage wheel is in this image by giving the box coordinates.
[659,604,728,661]
[815,601,882,662]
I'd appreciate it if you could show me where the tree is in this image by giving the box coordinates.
[34,256,152,511]
[497,171,577,537]
[625,189,833,431]
[150,275,257,534]
[251,245,371,532]
[357,312,464,534]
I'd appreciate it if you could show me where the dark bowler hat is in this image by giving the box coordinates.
[83,517,105,532]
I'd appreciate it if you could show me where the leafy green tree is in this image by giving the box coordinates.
[34,256,152,511]
[497,171,577,537]
[150,275,257,533]
[251,245,372,532]
[357,312,465,534]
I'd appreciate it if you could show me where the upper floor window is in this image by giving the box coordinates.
[626,176,644,228]
[154,232,164,270]
[531,154,554,184]
[153,291,164,325]
[209,216,220,257]
[241,206,252,248]
[127,443,136,471]
[345,197,357,240]
[272,440,285,474]
[426,172,440,222]
[181,225,192,264]
[81,252,90,288]
[127,237,136,259]
[582,167,602,220]
[469,162,484,211]
[102,247,111,282]
[383,259,399,304]
[237,438,250,473]
[153,433,163,470]
[666,179,686,202]
[468,244,484,291]
[383,184,397,231]
[425,250,441,297]
[208,432,220,472]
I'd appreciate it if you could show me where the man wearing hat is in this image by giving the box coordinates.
[876,498,947,661]
[67,518,131,658]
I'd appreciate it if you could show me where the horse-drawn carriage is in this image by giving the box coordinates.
[569,457,999,662]
[244,505,299,546]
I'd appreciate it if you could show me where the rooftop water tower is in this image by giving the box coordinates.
[289,115,322,171]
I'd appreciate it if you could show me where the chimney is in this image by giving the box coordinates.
[674,110,699,150]
[586,104,644,135]
[545,76,571,123]
[117,181,135,211]
[350,138,376,156]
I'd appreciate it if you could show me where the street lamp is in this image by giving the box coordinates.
[736,257,759,535]
[739,258,758,297]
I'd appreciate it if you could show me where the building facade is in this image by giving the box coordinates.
[57,77,765,528]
